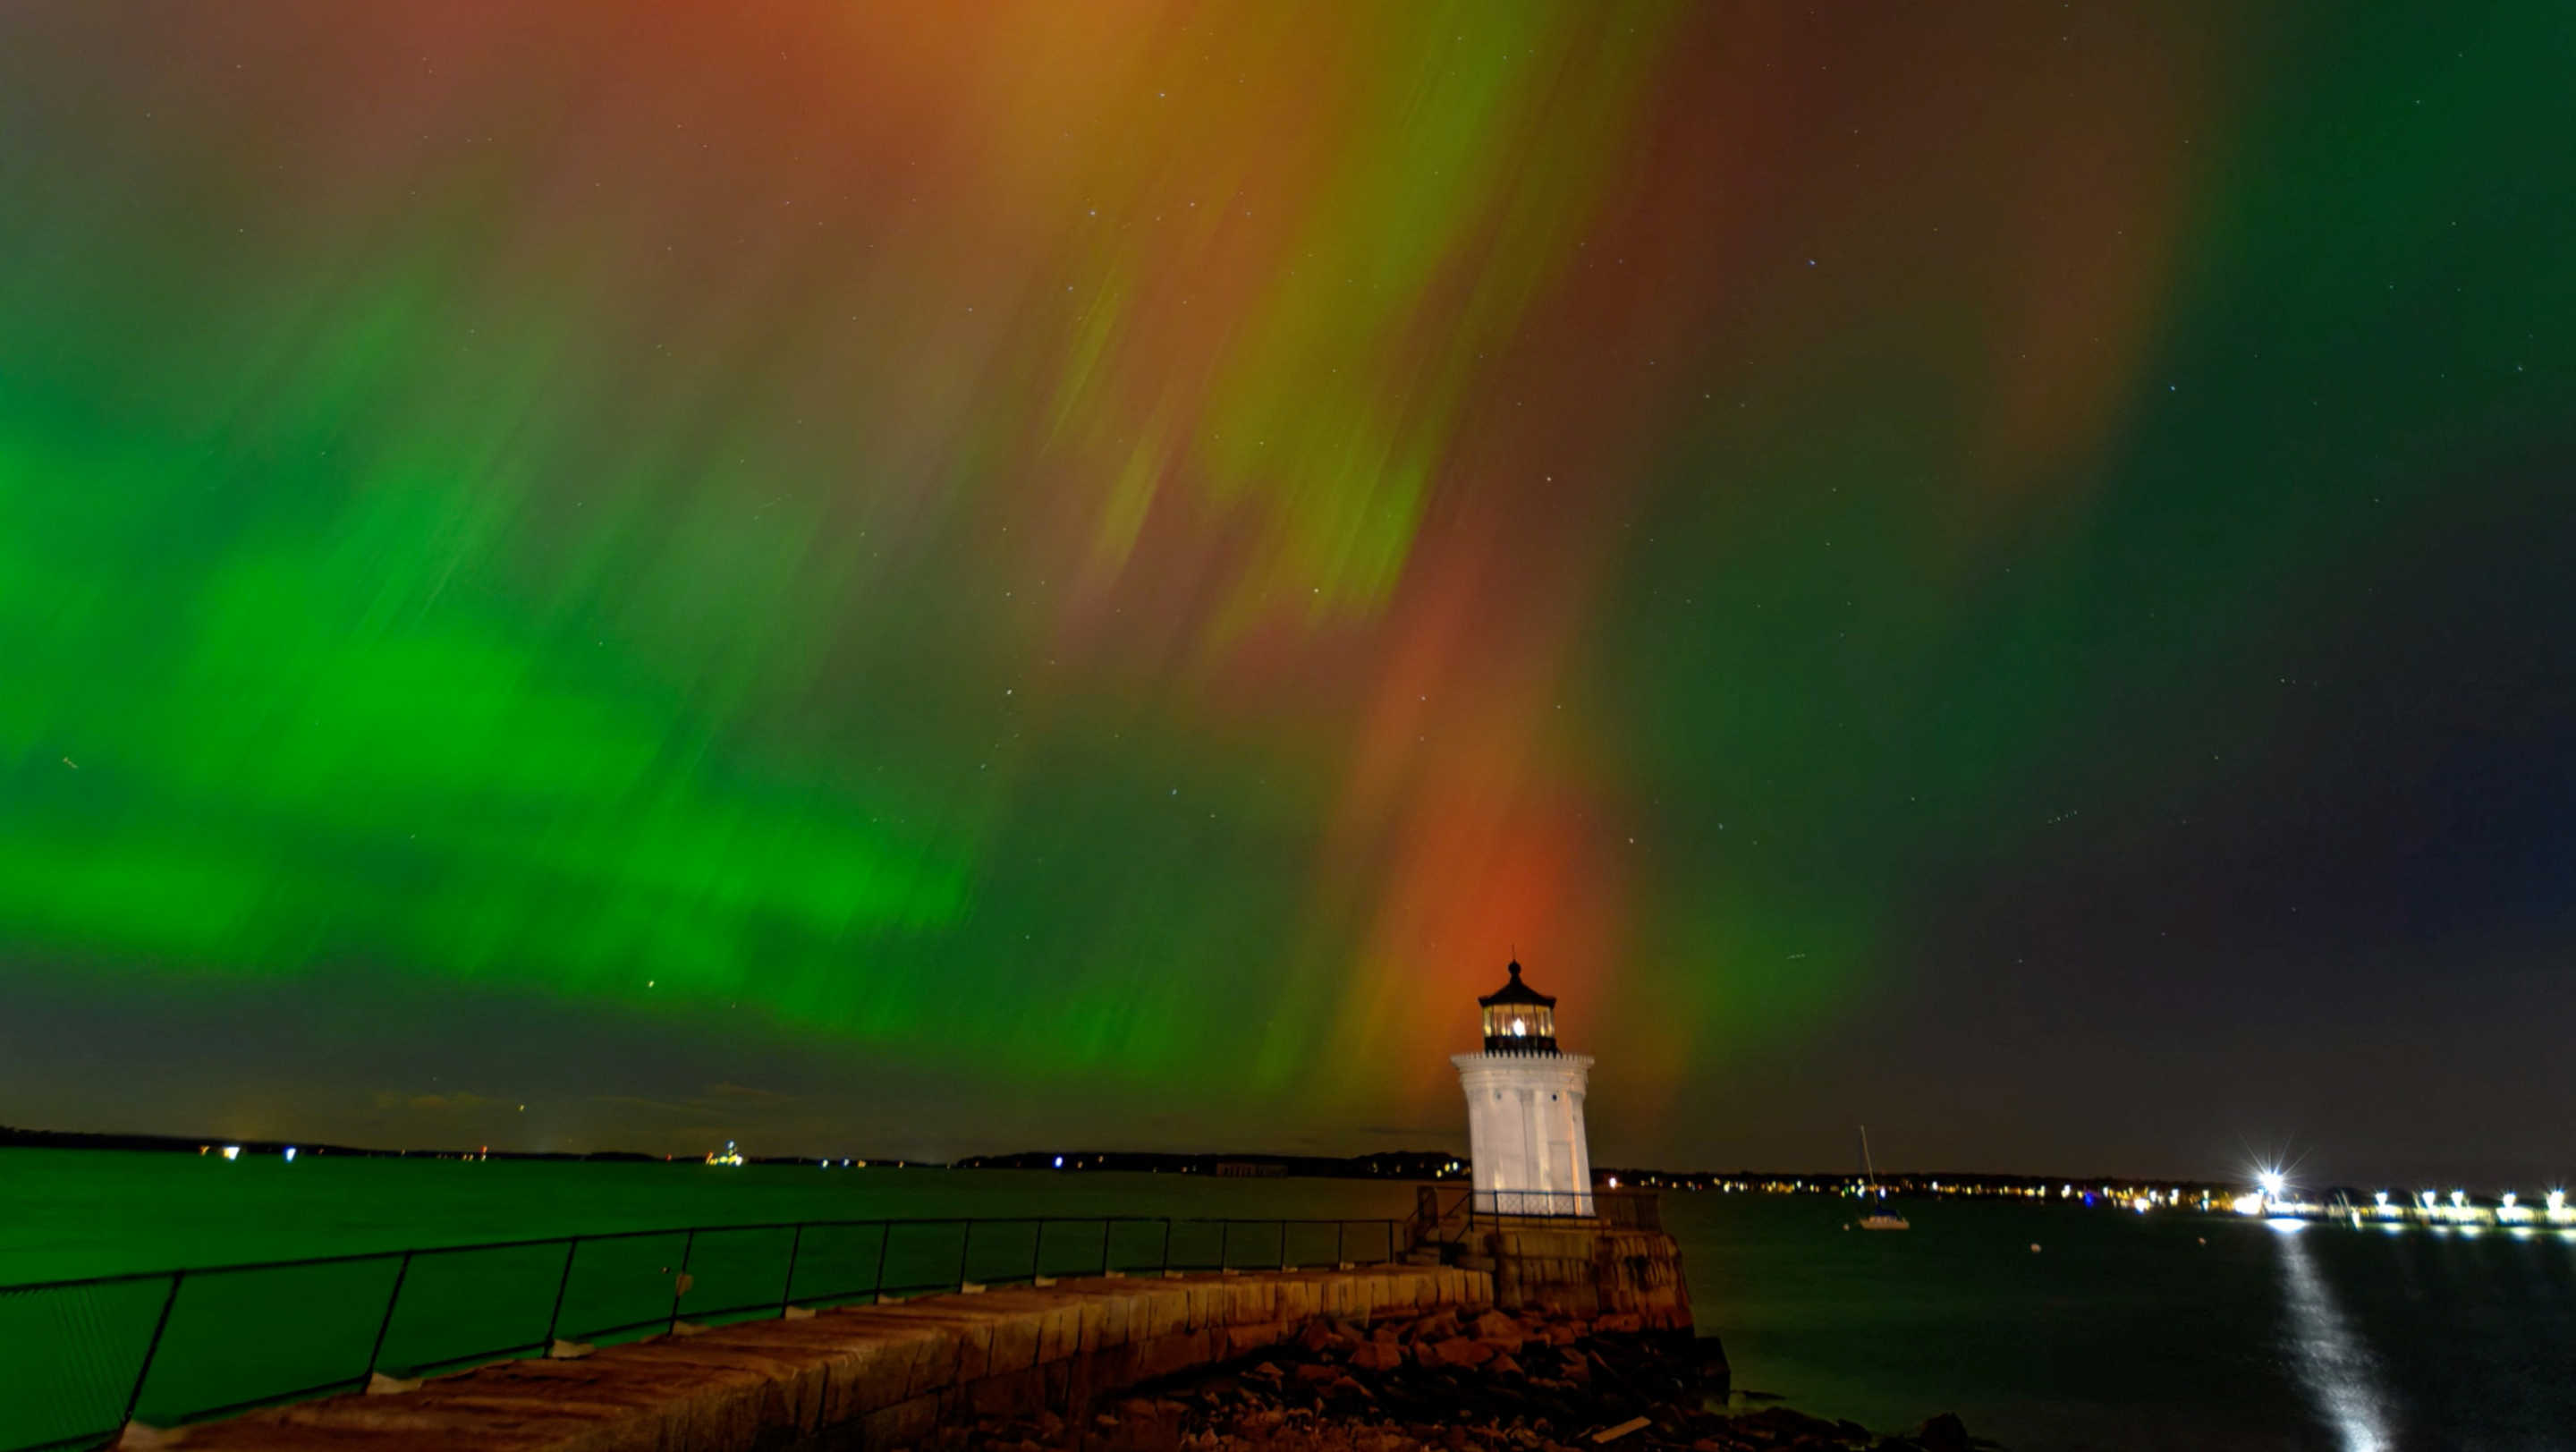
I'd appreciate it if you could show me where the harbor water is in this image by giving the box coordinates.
[4,1151,2573,1449]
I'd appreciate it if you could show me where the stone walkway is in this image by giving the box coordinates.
[151,1267,1493,1452]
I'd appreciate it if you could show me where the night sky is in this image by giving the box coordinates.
[2,3,2568,1187]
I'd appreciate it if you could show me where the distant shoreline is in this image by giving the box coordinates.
[0,1124,2240,1201]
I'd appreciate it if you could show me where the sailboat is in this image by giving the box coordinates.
[1857,1125,1910,1230]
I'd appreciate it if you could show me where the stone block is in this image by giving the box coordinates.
[1074,1297,1113,1354]
[1235,1276,1281,1324]
[1076,1340,1140,1402]
[1183,1280,1228,1330]
[609,1341,825,1439]
[1346,1339,1403,1372]
[1097,1293,1137,1350]
[1130,1329,1215,1382]
[1423,1337,1495,1369]
[1224,1321,1284,1357]
[818,1332,930,1422]
[979,1309,1043,1374]
[855,1391,942,1451]
[883,1308,1001,1382]
[1040,1300,1084,1363]
[962,1366,1047,1419]
[1149,1285,1199,1338]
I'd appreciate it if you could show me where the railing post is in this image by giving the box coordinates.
[1030,1218,1046,1284]
[954,1220,973,1290]
[362,1252,415,1381]
[119,1269,186,1429]
[667,1229,699,1335]
[1217,1220,1231,1271]
[1337,1221,1347,1264]
[871,1221,892,1300]
[1158,1219,1173,1275]
[542,1238,582,1346]
[1277,1219,1287,1269]
[1097,1219,1112,1277]
[779,1225,806,1317]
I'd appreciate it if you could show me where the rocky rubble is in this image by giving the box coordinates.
[935,1308,1990,1452]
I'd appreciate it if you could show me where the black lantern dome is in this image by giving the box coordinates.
[1478,960,1557,1055]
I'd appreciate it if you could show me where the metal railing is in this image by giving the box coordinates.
[1470,1189,1597,1218]
[1593,1190,1663,1230]
[0,1213,1402,1452]
[1411,1185,1663,1243]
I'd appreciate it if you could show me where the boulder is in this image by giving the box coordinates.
[1408,1311,1462,1343]
[1426,1336,1497,1368]
[1348,1340,1405,1371]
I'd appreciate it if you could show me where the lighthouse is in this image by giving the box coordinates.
[1453,959,1595,1215]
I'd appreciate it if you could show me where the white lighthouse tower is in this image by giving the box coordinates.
[1452,960,1594,1215]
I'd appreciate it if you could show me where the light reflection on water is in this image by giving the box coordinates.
[2267,1218,2394,1451]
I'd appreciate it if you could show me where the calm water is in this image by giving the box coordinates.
[5,1151,2574,1449]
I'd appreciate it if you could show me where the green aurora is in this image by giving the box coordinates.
[1,1,2570,1179]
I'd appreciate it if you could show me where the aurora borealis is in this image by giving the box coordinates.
[3,1,2570,1182]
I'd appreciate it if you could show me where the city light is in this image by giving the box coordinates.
[282,1147,296,1163]
[2258,1171,2285,1198]
[221,1146,240,1160]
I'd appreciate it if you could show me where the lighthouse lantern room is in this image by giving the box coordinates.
[1453,960,1595,1216]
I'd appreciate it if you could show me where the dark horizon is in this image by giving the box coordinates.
[2,1121,2544,1202]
